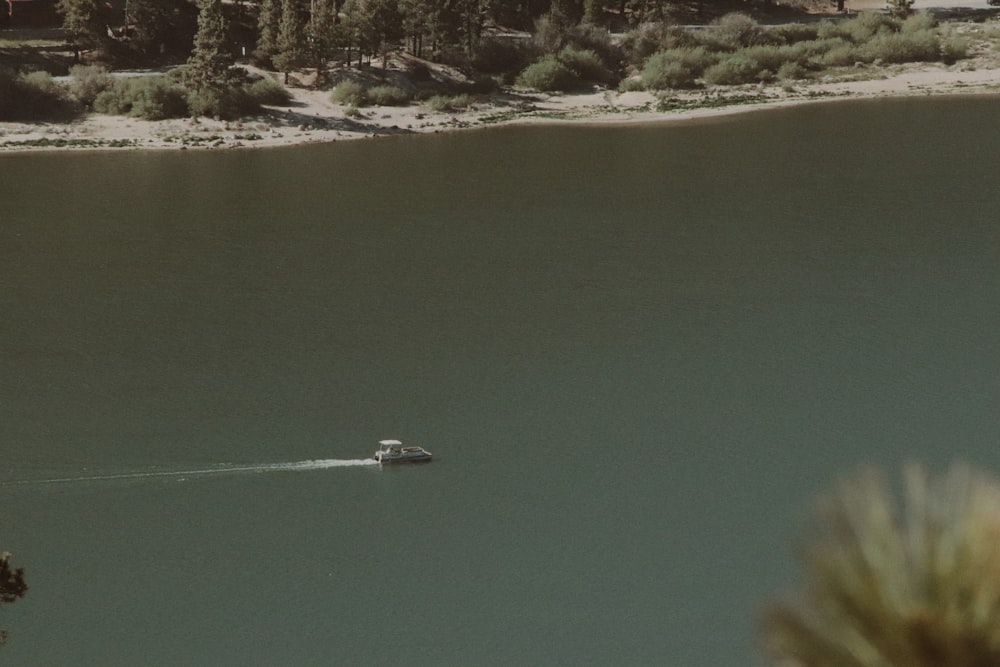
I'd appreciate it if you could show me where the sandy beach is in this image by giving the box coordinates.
[3,4,1000,153]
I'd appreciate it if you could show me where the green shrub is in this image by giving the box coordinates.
[131,77,189,119]
[798,37,853,59]
[639,51,701,90]
[843,12,899,42]
[770,22,820,45]
[702,54,762,85]
[640,46,715,89]
[564,23,623,72]
[815,19,840,41]
[739,44,804,73]
[19,71,68,102]
[618,77,645,92]
[861,29,939,63]
[532,13,569,53]
[367,85,411,106]
[95,76,189,120]
[777,60,809,80]
[426,93,474,112]
[245,76,291,106]
[700,12,769,51]
[331,80,367,106]
[816,13,897,43]
[92,80,132,115]
[186,85,253,119]
[819,42,861,67]
[0,69,73,120]
[558,46,613,84]
[516,54,579,91]
[901,11,936,33]
[68,65,112,108]
[620,23,695,66]
[940,29,971,63]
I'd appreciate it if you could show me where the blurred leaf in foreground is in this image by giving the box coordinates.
[763,462,1000,667]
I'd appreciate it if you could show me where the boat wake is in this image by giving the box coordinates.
[1,458,378,487]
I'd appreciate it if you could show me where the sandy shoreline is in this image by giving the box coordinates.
[2,54,1000,154]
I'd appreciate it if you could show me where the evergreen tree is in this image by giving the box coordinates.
[256,0,282,61]
[308,0,338,84]
[399,0,431,57]
[126,0,199,61]
[456,0,485,57]
[886,0,915,17]
[273,0,307,83]
[340,0,366,65]
[56,0,107,61]
[356,0,403,67]
[185,0,235,91]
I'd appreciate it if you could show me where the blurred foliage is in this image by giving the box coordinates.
[764,462,1000,667]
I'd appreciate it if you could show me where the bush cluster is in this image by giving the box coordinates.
[620,23,694,67]
[426,93,475,112]
[68,65,112,108]
[516,54,578,91]
[94,76,188,120]
[330,80,367,106]
[82,70,289,120]
[0,68,73,120]
[245,76,293,106]
[640,47,714,89]
[330,81,413,107]
[516,45,614,92]
[635,11,966,91]
[512,19,622,91]
[366,85,412,106]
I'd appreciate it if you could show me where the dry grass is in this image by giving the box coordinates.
[763,462,1000,667]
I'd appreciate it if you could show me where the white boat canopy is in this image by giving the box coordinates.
[379,439,403,446]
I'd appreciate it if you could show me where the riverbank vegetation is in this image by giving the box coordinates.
[0,551,27,646]
[631,11,970,91]
[0,0,997,123]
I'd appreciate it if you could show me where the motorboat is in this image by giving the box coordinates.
[373,439,432,464]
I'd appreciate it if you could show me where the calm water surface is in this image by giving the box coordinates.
[2,96,1000,665]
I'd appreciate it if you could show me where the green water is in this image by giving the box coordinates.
[2,96,999,665]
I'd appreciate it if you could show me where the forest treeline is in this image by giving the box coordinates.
[1,0,974,122]
[52,0,805,68]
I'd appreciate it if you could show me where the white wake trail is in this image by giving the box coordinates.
[1,458,378,486]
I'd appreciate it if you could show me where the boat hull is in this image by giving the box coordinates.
[374,453,432,464]
[373,441,433,464]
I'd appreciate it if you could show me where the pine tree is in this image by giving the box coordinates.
[358,0,403,68]
[127,0,199,61]
[399,0,430,57]
[56,0,107,61]
[308,0,338,85]
[185,0,235,91]
[273,0,307,83]
[257,0,282,61]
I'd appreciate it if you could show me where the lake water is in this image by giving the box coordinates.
[2,96,999,665]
